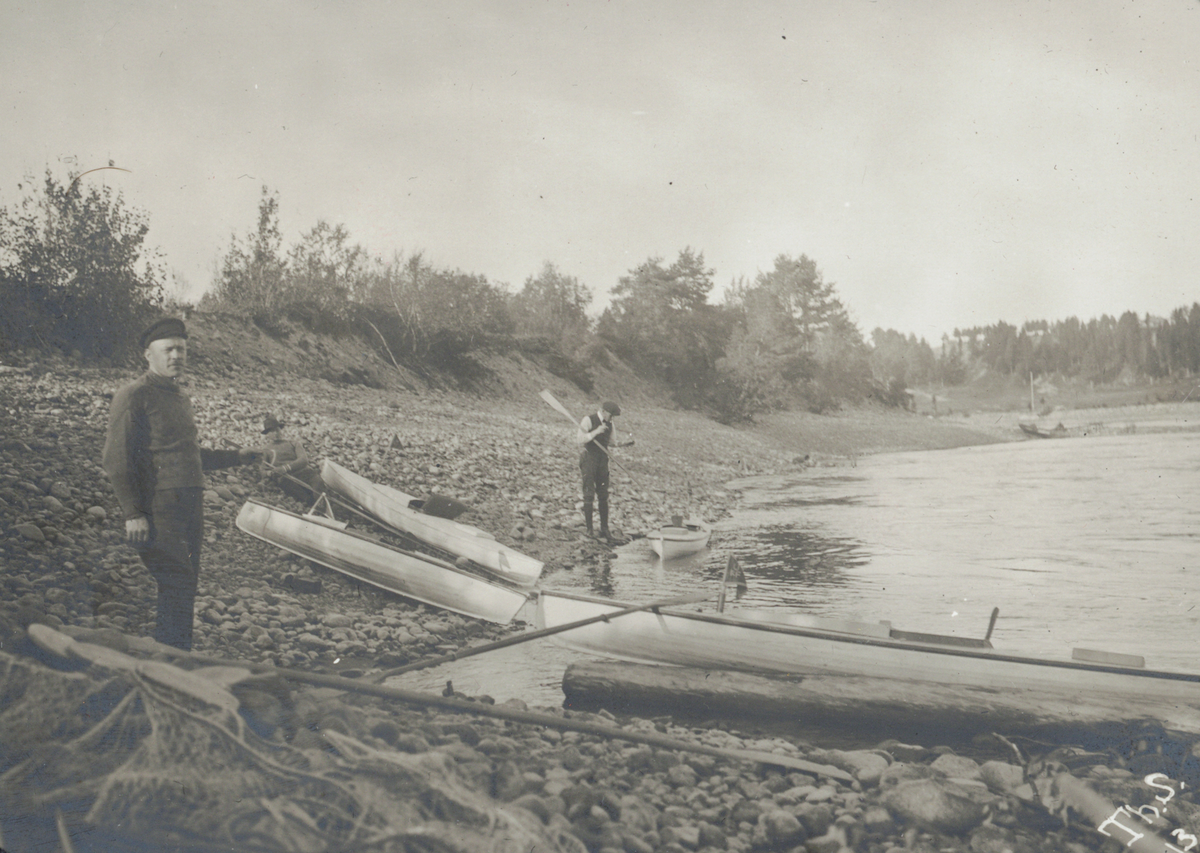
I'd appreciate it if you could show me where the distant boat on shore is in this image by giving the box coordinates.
[1018,422,1068,438]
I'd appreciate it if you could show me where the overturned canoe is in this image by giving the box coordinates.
[536,590,1200,726]
[647,521,712,559]
[320,459,543,587]
[236,500,529,624]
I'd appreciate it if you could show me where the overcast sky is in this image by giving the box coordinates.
[3,1,1198,341]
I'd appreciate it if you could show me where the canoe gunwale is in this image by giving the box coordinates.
[237,500,530,623]
[321,459,543,586]
[539,589,1200,685]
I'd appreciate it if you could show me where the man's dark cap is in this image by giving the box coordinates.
[139,317,188,350]
[602,401,621,416]
[262,414,283,433]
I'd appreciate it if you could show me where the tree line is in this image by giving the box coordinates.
[948,310,1200,384]
[205,187,876,420]
[3,169,1196,422]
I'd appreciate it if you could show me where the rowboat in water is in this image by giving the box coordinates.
[647,519,712,559]
[236,500,529,624]
[535,590,1200,713]
[320,460,543,587]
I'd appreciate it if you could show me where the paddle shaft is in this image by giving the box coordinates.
[370,590,711,682]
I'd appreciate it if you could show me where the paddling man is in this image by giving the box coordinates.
[577,401,633,542]
[103,317,259,650]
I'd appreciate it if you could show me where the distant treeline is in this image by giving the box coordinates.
[949,313,1200,383]
[854,309,1200,403]
[4,171,1195,422]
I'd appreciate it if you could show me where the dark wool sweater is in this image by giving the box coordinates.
[102,372,240,520]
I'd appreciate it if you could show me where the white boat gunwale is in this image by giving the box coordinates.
[321,459,543,586]
[237,500,531,623]
[540,589,1199,685]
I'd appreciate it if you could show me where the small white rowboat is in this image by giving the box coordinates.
[320,459,543,587]
[647,520,712,559]
[236,500,529,624]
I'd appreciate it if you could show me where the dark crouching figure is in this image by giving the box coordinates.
[259,413,323,501]
[102,317,258,650]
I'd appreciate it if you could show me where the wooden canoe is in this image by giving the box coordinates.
[647,521,712,559]
[320,459,543,587]
[535,590,1200,719]
[235,500,530,624]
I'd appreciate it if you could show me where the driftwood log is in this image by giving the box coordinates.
[562,661,1200,742]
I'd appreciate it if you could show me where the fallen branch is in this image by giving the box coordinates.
[45,624,851,782]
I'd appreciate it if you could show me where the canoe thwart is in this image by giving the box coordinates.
[1072,648,1146,668]
[302,513,348,530]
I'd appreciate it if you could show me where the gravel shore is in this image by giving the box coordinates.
[2,334,1195,853]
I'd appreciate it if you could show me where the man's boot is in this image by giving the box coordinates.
[584,505,594,538]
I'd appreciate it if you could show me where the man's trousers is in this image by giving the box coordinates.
[137,487,203,651]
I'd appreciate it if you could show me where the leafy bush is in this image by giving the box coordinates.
[0,168,165,359]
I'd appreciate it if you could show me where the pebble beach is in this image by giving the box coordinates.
[1,316,1195,853]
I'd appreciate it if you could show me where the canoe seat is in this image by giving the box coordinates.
[1072,648,1145,668]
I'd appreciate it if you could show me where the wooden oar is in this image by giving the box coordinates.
[368,590,711,683]
[540,389,631,474]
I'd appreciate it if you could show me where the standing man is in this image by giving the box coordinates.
[102,317,258,650]
[577,401,632,542]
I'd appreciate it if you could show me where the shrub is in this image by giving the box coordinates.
[0,168,165,359]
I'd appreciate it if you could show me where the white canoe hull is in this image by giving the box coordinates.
[320,460,543,586]
[236,500,529,624]
[647,524,712,559]
[536,590,1200,707]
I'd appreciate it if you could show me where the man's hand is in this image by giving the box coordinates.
[126,515,151,547]
[238,448,262,464]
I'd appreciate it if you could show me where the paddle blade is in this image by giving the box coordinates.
[540,389,579,425]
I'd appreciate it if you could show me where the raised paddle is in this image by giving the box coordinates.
[368,590,711,683]
[540,389,632,474]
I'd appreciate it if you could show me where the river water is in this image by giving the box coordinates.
[394,431,1200,709]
